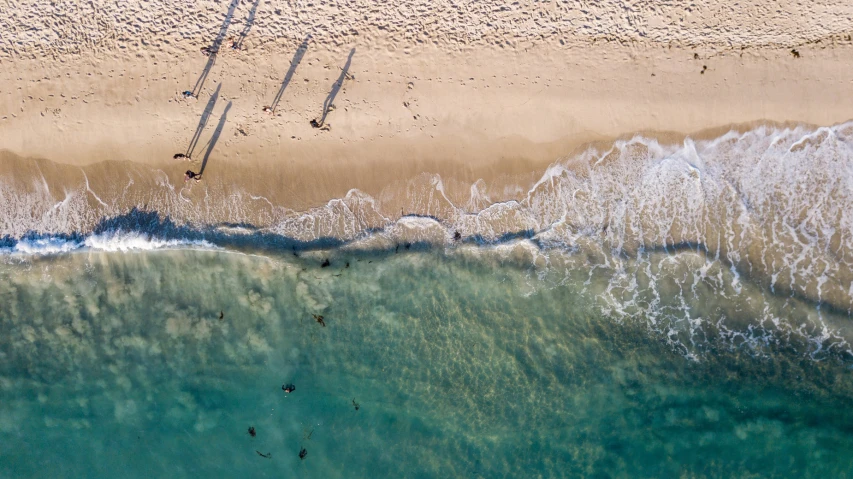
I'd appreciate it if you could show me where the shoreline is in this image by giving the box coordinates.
[2,1,853,211]
[3,41,853,209]
[2,118,849,214]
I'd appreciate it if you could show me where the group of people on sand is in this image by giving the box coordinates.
[175,41,344,184]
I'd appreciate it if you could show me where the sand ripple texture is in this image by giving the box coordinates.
[3,0,853,60]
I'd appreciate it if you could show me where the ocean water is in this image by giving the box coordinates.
[2,123,853,478]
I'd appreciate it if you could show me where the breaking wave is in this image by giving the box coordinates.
[2,122,852,361]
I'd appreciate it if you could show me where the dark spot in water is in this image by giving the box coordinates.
[352,398,360,411]
[313,314,326,327]
[299,448,307,460]
[321,258,330,267]
[256,450,271,459]
[248,426,256,437]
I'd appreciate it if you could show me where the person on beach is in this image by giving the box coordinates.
[181,90,194,98]
[185,170,202,182]
[173,153,190,160]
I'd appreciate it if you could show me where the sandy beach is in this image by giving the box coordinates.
[2,0,852,212]
[5,4,853,476]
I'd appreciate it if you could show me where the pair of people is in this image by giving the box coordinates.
[184,170,202,182]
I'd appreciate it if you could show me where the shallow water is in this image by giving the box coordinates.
[2,123,853,477]
[1,248,852,478]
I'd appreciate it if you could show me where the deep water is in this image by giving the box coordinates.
[1,248,852,478]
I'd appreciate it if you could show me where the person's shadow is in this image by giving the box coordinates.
[191,0,239,97]
[269,35,311,113]
[200,101,233,175]
[232,0,262,51]
[314,48,355,127]
[187,83,221,157]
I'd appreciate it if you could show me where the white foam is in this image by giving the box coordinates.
[11,236,82,255]
[1,230,215,256]
[83,230,215,252]
[2,122,852,359]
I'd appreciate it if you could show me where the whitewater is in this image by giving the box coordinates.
[2,123,853,478]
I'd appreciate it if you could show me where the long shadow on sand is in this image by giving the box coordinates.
[314,48,355,126]
[199,101,232,175]
[232,0,262,51]
[269,35,311,112]
[187,84,221,157]
[191,0,239,97]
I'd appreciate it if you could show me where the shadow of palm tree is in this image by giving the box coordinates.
[270,35,311,112]
[315,48,355,126]
[200,101,233,175]
[187,83,221,157]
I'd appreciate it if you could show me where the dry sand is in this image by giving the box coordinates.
[1,0,853,209]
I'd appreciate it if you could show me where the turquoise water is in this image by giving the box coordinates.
[2,124,853,477]
[2,248,852,478]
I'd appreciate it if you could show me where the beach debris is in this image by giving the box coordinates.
[352,398,360,411]
[283,383,296,393]
[313,314,326,327]
[453,231,462,241]
[248,426,256,437]
[791,48,800,58]
[321,258,330,268]
[256,451,271,459]
[299,448,308,460]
